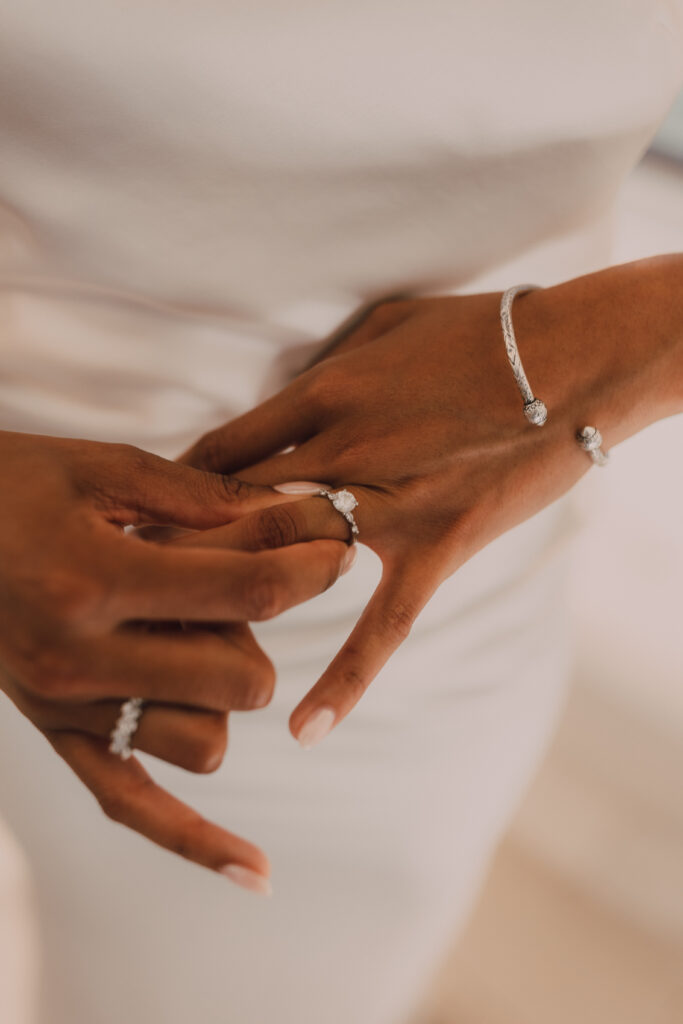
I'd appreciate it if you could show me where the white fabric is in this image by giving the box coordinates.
[0,2,681,1022]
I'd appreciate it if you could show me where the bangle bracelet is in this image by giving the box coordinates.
[576,425,609,467]
[500,284,547,426]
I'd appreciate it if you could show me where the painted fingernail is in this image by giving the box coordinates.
[273,481,325,494]
[219,864,273,896]
[341,544,358,574]
[297,706,336,750]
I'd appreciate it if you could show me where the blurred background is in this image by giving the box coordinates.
[1,95,682,1024]
[411,90,683,1024]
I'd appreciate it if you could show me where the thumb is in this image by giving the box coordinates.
[91,443,299,530]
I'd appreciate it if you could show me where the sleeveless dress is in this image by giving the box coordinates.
[0,3,681,1022]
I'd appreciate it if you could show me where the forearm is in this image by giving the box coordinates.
[516,254,683,451]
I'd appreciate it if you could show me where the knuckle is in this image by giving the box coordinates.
[112,443,156,478]
[303,363,346,412]
[210,472,251,504]
[383,601,416,644]
[23,645,81,698]
[248,505,299,550]
[338,661,368,705]
[39,569,106,629]
[335,647,370,704]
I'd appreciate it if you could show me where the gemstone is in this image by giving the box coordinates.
[332,490,358,514]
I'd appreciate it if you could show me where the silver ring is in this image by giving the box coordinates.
[109,697,145,760]
[317,489,360,542]
[576,425,609,467]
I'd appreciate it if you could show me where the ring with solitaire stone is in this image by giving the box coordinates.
[316,489,360,542]
[109,697,145,760]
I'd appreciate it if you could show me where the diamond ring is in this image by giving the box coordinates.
[109,697,145,760]
[317,489,360,542]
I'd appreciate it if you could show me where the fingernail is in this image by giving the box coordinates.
[273,481,325,494]
[219,864,273,896]
[341,544,358,574]
[297,706,336,750]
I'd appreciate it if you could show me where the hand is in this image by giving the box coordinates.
[0,431,352,889]
[181,257,682,747]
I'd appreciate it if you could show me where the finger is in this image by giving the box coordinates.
[43,698,230,775]
[47,627,275,711]
[86,443,290,529]
[289,559,437,747]
[179,300,414,477]
[171,495,354,552]
[46,731,271,889]
[229,437,335,488]
[110,537,354,623]
[309,297,415,360]
[180,378,317,475]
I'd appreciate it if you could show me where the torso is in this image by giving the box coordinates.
[0,0,681,449]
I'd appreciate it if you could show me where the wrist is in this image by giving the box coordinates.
[512,255,683,451]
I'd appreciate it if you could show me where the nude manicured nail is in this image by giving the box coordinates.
[342,544,358,574]
[219,864,273,896]
[297,706,336,750]
[273,481,325,494]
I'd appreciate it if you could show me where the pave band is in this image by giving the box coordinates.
[500,284,547,426]
[317,489,360,542]
[109,697,144,760]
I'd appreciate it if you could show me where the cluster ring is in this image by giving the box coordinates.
[109,697,145,760]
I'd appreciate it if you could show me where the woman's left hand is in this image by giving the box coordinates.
[180,258,681,746]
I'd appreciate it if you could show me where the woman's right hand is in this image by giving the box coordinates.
[0,431,352,891]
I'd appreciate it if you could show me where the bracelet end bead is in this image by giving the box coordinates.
[523,398,548,426]
[576,425,609,466]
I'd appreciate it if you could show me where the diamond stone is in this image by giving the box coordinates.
[332,490,358,514]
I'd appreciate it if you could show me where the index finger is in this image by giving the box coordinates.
[290,558,437,748]
[46,730,272,893]
[109,536,355,623]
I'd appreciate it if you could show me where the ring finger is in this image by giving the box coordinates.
[42,699,230,775]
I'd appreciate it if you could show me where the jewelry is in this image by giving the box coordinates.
[576,425,609,467]
[109,697,144,760]
[317,489,360,541]
[500,284,547,426]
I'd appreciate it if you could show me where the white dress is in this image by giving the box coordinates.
[0,3,681,1022]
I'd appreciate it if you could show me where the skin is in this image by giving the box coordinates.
[181,254,683,746]
[0,433,353,885]
[2,255,680,890]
